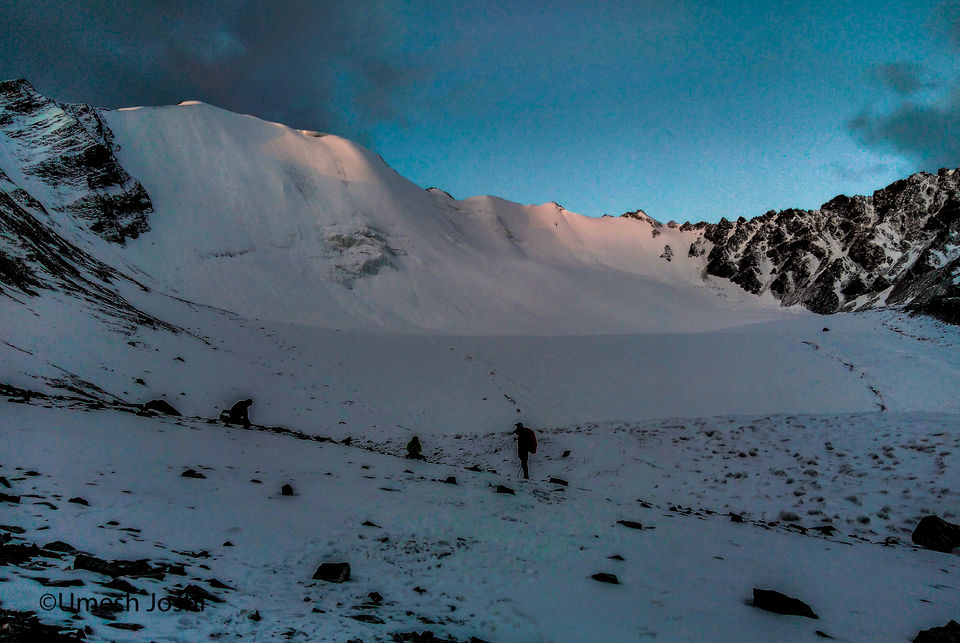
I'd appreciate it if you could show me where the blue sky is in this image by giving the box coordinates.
[4,0,959,222]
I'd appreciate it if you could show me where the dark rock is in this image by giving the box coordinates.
[0,607,86,641]
[143,399,181,416]
[281,484,294,496]
[562,450,571,458]
[350,613,385,624]
[812,525,838,536]
[822,327,829,332]
[413,586,427,594]
[591,572,620,584]
[0,525,26,533]
[362,520,380,528]
[0,492,20,504]
[181,469,206,479]
[752,588,818,618]
[101,578,146,594]
[616,520,643,530]
[73,554,159,578]
[549,477,568,486]
[368,591,383,604]
[181,583,223,603]
[914,620,960,643]
[107,622,144,631]
[0,476,10,488]
[222,541,233,547]
[495,485,514,495]
[816,631,835,639]
[911,515,960,553]
[730,513,744,523]
[313,562,350,583]
[0,542,42,564]
[67,497,89,506]
[442,476,457,485]
[43,541,77,553]
[608,554,625,561]
[249,610,262,622]
[207,578,235,590]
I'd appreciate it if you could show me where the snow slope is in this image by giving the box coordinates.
[101,102,784,334]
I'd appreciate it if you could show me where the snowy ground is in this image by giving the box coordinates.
[1,400,958,642]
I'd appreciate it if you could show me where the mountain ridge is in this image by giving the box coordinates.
[0,78,957,329]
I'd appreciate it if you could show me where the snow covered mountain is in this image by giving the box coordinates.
[2,78,956,334]
[1,80,959,642]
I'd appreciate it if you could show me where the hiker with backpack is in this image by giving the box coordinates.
[513,422,537,479]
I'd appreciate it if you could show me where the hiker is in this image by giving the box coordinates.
[223,398,253,427]
[406,435,425,460]
[513,422,537,479]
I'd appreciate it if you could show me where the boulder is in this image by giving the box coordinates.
[143,399,181,416]
[67,497,89,506]
[591,572,620,584]
[911,515,960,553]
[914,620,960,643]
[313,562,350,583]
[281,484,294,496]
[752,588,818,618]
[495,485,515,495]
[181,469,206,479]
[442,476,457,485]
[549,477,568,486]
[616,520,643,530]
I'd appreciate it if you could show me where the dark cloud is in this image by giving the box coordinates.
[871,62,934,96]
[848,90,960,169]
[0,0,427,142]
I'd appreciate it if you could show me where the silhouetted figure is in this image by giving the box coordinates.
[224,398,253,427]
[406,435,425,460]
[513,422,538,479]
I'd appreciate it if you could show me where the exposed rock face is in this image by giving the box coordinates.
[698,169,960,319]
[0,79,152,243]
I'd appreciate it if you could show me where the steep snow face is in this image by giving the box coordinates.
[101,102,785,334]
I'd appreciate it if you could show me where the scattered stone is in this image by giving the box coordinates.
[181,469,206,479]
[313,562,351,583]
[591,572,620,584]
[101,578,146,595]
[752,588,818,618]
[281,484,295,496]
[350,613,385,624]
[549,477,568,486]
[495,485,514,495]
[0,525,26,534]
[913,620,960,642]
[0,543,42,565]
[912,515,960,553]
[182,583,223,603]
[143,399,181,416]
[67,497,89,506]
[617,520,643,530]
[73,554,161,579]
[0,493,20,504]
[0,608,86,640]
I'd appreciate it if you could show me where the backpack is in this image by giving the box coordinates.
[524,428,538,454]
